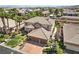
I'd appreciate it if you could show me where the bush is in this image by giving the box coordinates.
[4,34,10,39]
[43,47,53,54]
[55,41,63,54]
[12,32,18,35]
[0,37,5,42]
[46,39,53,47]
[0,34,7,42]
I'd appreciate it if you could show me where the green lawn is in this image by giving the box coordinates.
[6,34,26,48]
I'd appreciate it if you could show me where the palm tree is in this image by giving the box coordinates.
[8,8,19,31]
[49,8,55,14]
[13,15,23,30]
[4,9,10,30]
[0,8,7,33]
[59,9,64,16]
[54,9,59,17]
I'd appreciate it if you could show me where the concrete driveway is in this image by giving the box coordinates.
[20,42,43,54]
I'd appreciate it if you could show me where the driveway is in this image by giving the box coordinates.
[20,42,43,54]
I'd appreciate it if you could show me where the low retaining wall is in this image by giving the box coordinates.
[0,44,25,54]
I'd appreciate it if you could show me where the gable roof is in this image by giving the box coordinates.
[27,28,51,40]
[63,24,79,45]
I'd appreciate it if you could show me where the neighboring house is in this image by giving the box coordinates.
[63,9,78,16]
[42,10,50,17]
[27,28,52,45]
[63,24,79,52]
[25,16,55,31]
[60,16,79,21]
[17,8,26,15]
[33,8,40,11]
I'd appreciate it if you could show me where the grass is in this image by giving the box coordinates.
[6,34,26,48]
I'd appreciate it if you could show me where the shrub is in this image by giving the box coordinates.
[0,33,5,42]
[55,41,63,54]
[43,47,52,54]
[0,37,5,42]
[46,39,53,47]
[4,34,10,39]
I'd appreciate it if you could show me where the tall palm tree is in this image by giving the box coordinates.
[59,9,64,16]
[54,9,59,17]
[4,9,10,30]
[0,8,7,33]
[13,15,23,30]
[8,8,19,30]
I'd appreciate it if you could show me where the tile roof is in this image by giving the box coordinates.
[63,24,79,45]
[25,25,34,29]
[25,16,55,25]
[63,9,79,14]
[60,16,79,20]
[27,27,51,40]
[0,18,16,28]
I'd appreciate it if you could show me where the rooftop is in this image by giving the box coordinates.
[27,27,51,40]
[63,24,79,45]
[42,10,50,14]
[63,9,79,15]
[25,25,34,29]
[0,18,16,28]
[25,16,55,25]
[60,16,79,20]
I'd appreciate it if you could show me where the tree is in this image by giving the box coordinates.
[14,15,23,29]
[49,8,55,14]
[4,9,11,30]
[59,9,64,16]
[54,9,59,17]
[35,11,42,16]
[8,8,19,31]
[54,41,63,54]
[0,8,7,33]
